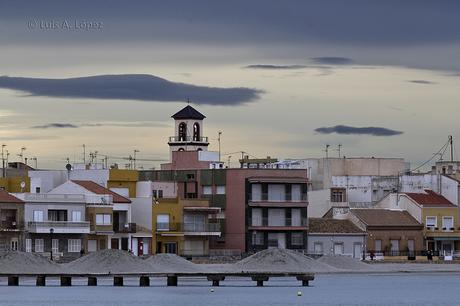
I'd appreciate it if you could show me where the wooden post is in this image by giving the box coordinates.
[114,276,124,286]
[207,275,225,287]
[251,275,269,287]
[36,275,46,286]
[139,276,150,287]
[8,276,19,286]
[60,276,72,286]
[167,275,178,286]
[88,277,98,286]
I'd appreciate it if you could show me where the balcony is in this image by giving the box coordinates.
[248,193,308,207]
[113,222,137,233]
[156,222,220,235]
[27,221,90,234]
[168,136,208,143]
[249,217,308,229]
[0,220,22,231]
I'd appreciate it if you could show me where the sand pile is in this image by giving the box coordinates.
[66,249,149,274]
[233,248,339,273]
[0,251,65,274]
[317,255,375,271]
[144,253,205,273]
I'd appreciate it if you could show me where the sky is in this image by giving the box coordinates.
[0,0,459,170]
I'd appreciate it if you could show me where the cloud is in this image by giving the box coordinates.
[407,80,436,85]
[310,57,354,65]
[244,64,307,70]
[32,123,78,129]
[31,121,170,129]
[315,125,403,136]
[0,74,262,105]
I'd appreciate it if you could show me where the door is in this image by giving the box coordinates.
[353,243,362,259]
[87,240,97,252]
[390,239,400,256]
[111,238,119,249]
[10,238,18,251]
[277,233,286,249]
[334,243,344,255]
[121,237,129,251]
[138,239,144,256]
[52,239,59,254]
[442,242,453,256]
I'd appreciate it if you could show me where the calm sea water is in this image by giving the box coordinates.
[0,274,459,306]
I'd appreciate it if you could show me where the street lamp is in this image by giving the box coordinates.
[49,228,54,261]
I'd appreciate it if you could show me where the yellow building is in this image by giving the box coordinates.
[0,176,30,193]
[108,169,138,198]
[152,197,221,256]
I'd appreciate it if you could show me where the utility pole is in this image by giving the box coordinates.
[337,144,342,158]
[449,135,454,162]
[18,147,26,163]
[133,149,139,169]
[1,144,6,178]
[218,131,222,162]
[83,144,86,166]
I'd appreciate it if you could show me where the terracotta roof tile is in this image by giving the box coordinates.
[404,190,455,207]
[0,189,23,203]
[352,209,421,227]
[71,180,131,203]
[308,218,364,234]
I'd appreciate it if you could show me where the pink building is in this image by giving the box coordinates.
[140,105,309,254]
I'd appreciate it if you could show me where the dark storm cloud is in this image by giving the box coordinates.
[310,57,354,65]
[0,74,262,105]
[32,123,78,129]
[407,80,436,85]
[315,125,403,136]
[244,64,307,70]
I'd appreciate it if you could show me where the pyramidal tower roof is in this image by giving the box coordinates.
[171,105,206,120]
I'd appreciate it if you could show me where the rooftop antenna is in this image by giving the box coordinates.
[133,149,139,169]
[449,135,454,162]
[187,98,190,105]
[82,144,86,165]
[336,144,342,158]
[218,131,222,162]
[1,144,6,178]
[227,155,232,168]
[31,157,38,169]
[18,147,26,163]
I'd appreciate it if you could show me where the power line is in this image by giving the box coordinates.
[409,137,451,173]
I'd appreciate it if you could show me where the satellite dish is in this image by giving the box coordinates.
[65,163,72,171]
[20,181,26,188]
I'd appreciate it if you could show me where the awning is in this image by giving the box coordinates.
[433,237,460,241]
[183,206,221,213]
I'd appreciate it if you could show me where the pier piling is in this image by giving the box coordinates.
[207,275,225,287]
[88,276,97,286]
[139,276,150,287]
[36,276,46,286]
[114,276,124,286]
[167,275,178,286]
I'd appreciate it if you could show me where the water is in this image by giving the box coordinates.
[0,274,459,306]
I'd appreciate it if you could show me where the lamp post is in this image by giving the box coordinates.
[49,228,54,261]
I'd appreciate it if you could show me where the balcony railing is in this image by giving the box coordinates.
[156,222,220,232]
[169,136,209,143]
[113,222,137,233]
[27,221,90,234]
[0,220,21,230]
[249,193,307,202]
[250,217,308,227]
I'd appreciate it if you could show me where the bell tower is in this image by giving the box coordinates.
[168,105,209,155]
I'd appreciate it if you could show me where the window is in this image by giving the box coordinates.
[72,211,81,222]
[153,189,164,199]
[202,186,212,195]
[291,185,302,202]
[156,214,170,231]
[374,239,382,252]
[291,209,301,226]
[268,184,285,201]
[193,122,200,141]
[26,239,32,252]
[52,239,59,254]
[252,232,264,245]
[96,214,111,225]
[178,122,187,141]
[35,187,41,193]
[251,184,262,201]
[33,210,44,222]
[268,209,285,226]
[291,233,303,246]
[34,239,44,252]
[48,210,67,221]
[216,185,225,195]
[164,242,177,254]
[442,216,454,231]
[251,208,262,226]
[184,214,205,231]
[426,216,437,228]
[68,239,81,253]
[407,239,415,252]
[186,173,195,180]
[331,189,345,202]
[314,242,323,254]
[390,239,400,255]
[334,243,344,255]
[10,238,18,251]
